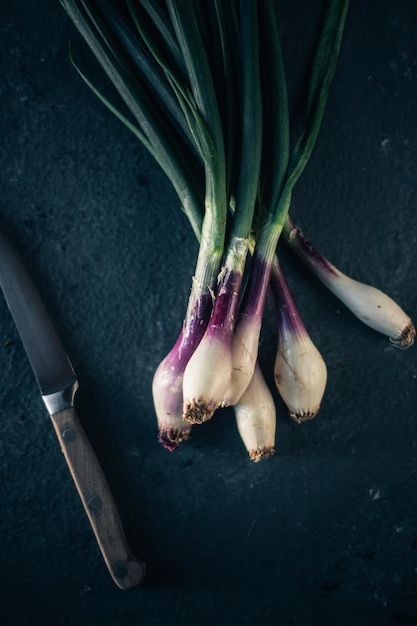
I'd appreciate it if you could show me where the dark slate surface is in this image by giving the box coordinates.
[1,1,417,624]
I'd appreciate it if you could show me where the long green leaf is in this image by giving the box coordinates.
[165,0,226,176]
[132,0,186,80]
[97,0,195,154]
[258,0,290,214]
[60,0,203,223]
[273,0,350,224]
[212,0,241,203]
[232,0,263,240]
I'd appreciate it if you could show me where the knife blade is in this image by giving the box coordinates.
[0,229,145,590]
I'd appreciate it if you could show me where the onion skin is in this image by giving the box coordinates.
[274,332,327,423]
[182,266,243,424]
[221,313,263,407]
[284,217,415,347]
[152,334,192,451]
[152,293,212,449]
[323,273,416,348]
[182,329,233,424]
[270,258,327,422]
[234,362,276,461]
[222,252,271,407]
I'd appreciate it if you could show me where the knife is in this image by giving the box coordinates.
[0,229,146,590]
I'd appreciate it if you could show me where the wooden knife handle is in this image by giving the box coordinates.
[50,407,146,590]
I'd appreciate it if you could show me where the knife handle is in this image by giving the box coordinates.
[50,407,146,590]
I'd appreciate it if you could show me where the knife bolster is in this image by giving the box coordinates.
[43,381,79,414]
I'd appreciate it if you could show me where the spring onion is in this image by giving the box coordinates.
[234,362,276,461]
[282,216,416,348]
[59,0,414,461]
[269,258,327,422]
[182,0,263,424]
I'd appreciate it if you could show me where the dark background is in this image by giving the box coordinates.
[1,1,417,624]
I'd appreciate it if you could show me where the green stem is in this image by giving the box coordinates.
[265,0,350,244]
[258,0,290,214]
[282,0,350,207]
[164,0,228,316]
[231,0,263,242]
[62,0,204,230]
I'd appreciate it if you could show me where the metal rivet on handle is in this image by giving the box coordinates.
[87,495,102,512]
[62,428,76,442]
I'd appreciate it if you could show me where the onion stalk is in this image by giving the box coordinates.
[222,0,349,407]
[182,237,249,423]
[269,258,327,422]
[143,0,229,432]
[234,362,276,461]
[59,0,413,461]
[182,0,263,423]
[282,217,415,348]
[152,296,211,449]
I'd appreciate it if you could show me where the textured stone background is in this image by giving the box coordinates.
[1,1,417,624]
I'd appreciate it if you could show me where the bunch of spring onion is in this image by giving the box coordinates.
[60,0,415,461]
